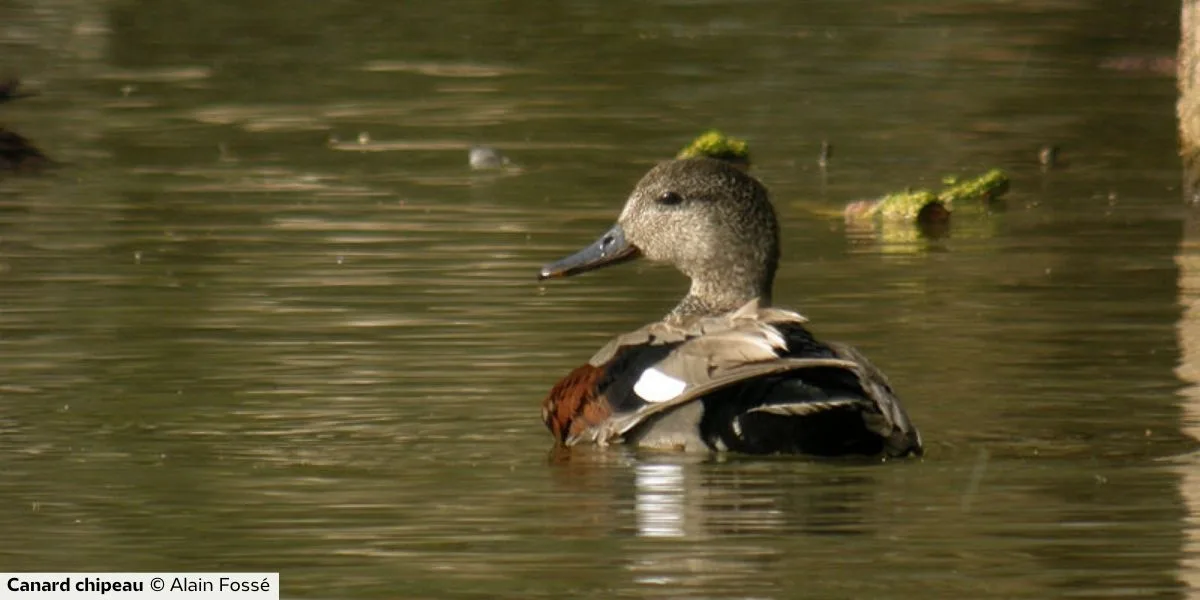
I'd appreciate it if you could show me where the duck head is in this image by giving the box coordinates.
[540,158,780,321]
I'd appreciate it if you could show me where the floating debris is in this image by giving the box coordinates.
[676,130,750,169]
[938,170,1010,208]
[846,190,944,224]
[845,169,1010,235]
[818,140,833,168]
[469,145,514,170]
[1038,145,1059,170]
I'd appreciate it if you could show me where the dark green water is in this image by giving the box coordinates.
[0,0,1195,597]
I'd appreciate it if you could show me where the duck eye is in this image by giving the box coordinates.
[657,191,683,206]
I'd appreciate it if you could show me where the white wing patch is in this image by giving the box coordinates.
[633,367,687,403]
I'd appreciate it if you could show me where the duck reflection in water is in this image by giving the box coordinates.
[546,449,883,594]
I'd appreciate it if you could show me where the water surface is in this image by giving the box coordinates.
[0,1,1194,598]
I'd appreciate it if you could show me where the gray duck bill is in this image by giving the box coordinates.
[539,223,641,280]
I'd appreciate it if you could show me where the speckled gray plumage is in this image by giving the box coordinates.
[616,158,780,323]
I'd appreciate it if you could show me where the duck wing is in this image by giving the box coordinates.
[544,299,806,446]
[565,300,922,457]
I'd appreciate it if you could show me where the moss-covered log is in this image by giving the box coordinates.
[845,169,1010,229]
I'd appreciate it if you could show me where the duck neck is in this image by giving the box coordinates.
[667,272,774,324]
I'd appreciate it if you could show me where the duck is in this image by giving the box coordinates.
[537,158,923,457]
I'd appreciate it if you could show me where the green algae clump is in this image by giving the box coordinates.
[677,130,751,167]
[847,169,1010,226]
[938,169,1009,207]
[861,190,941,221]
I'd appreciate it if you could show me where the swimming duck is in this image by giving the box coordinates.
[538,158,923,457]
